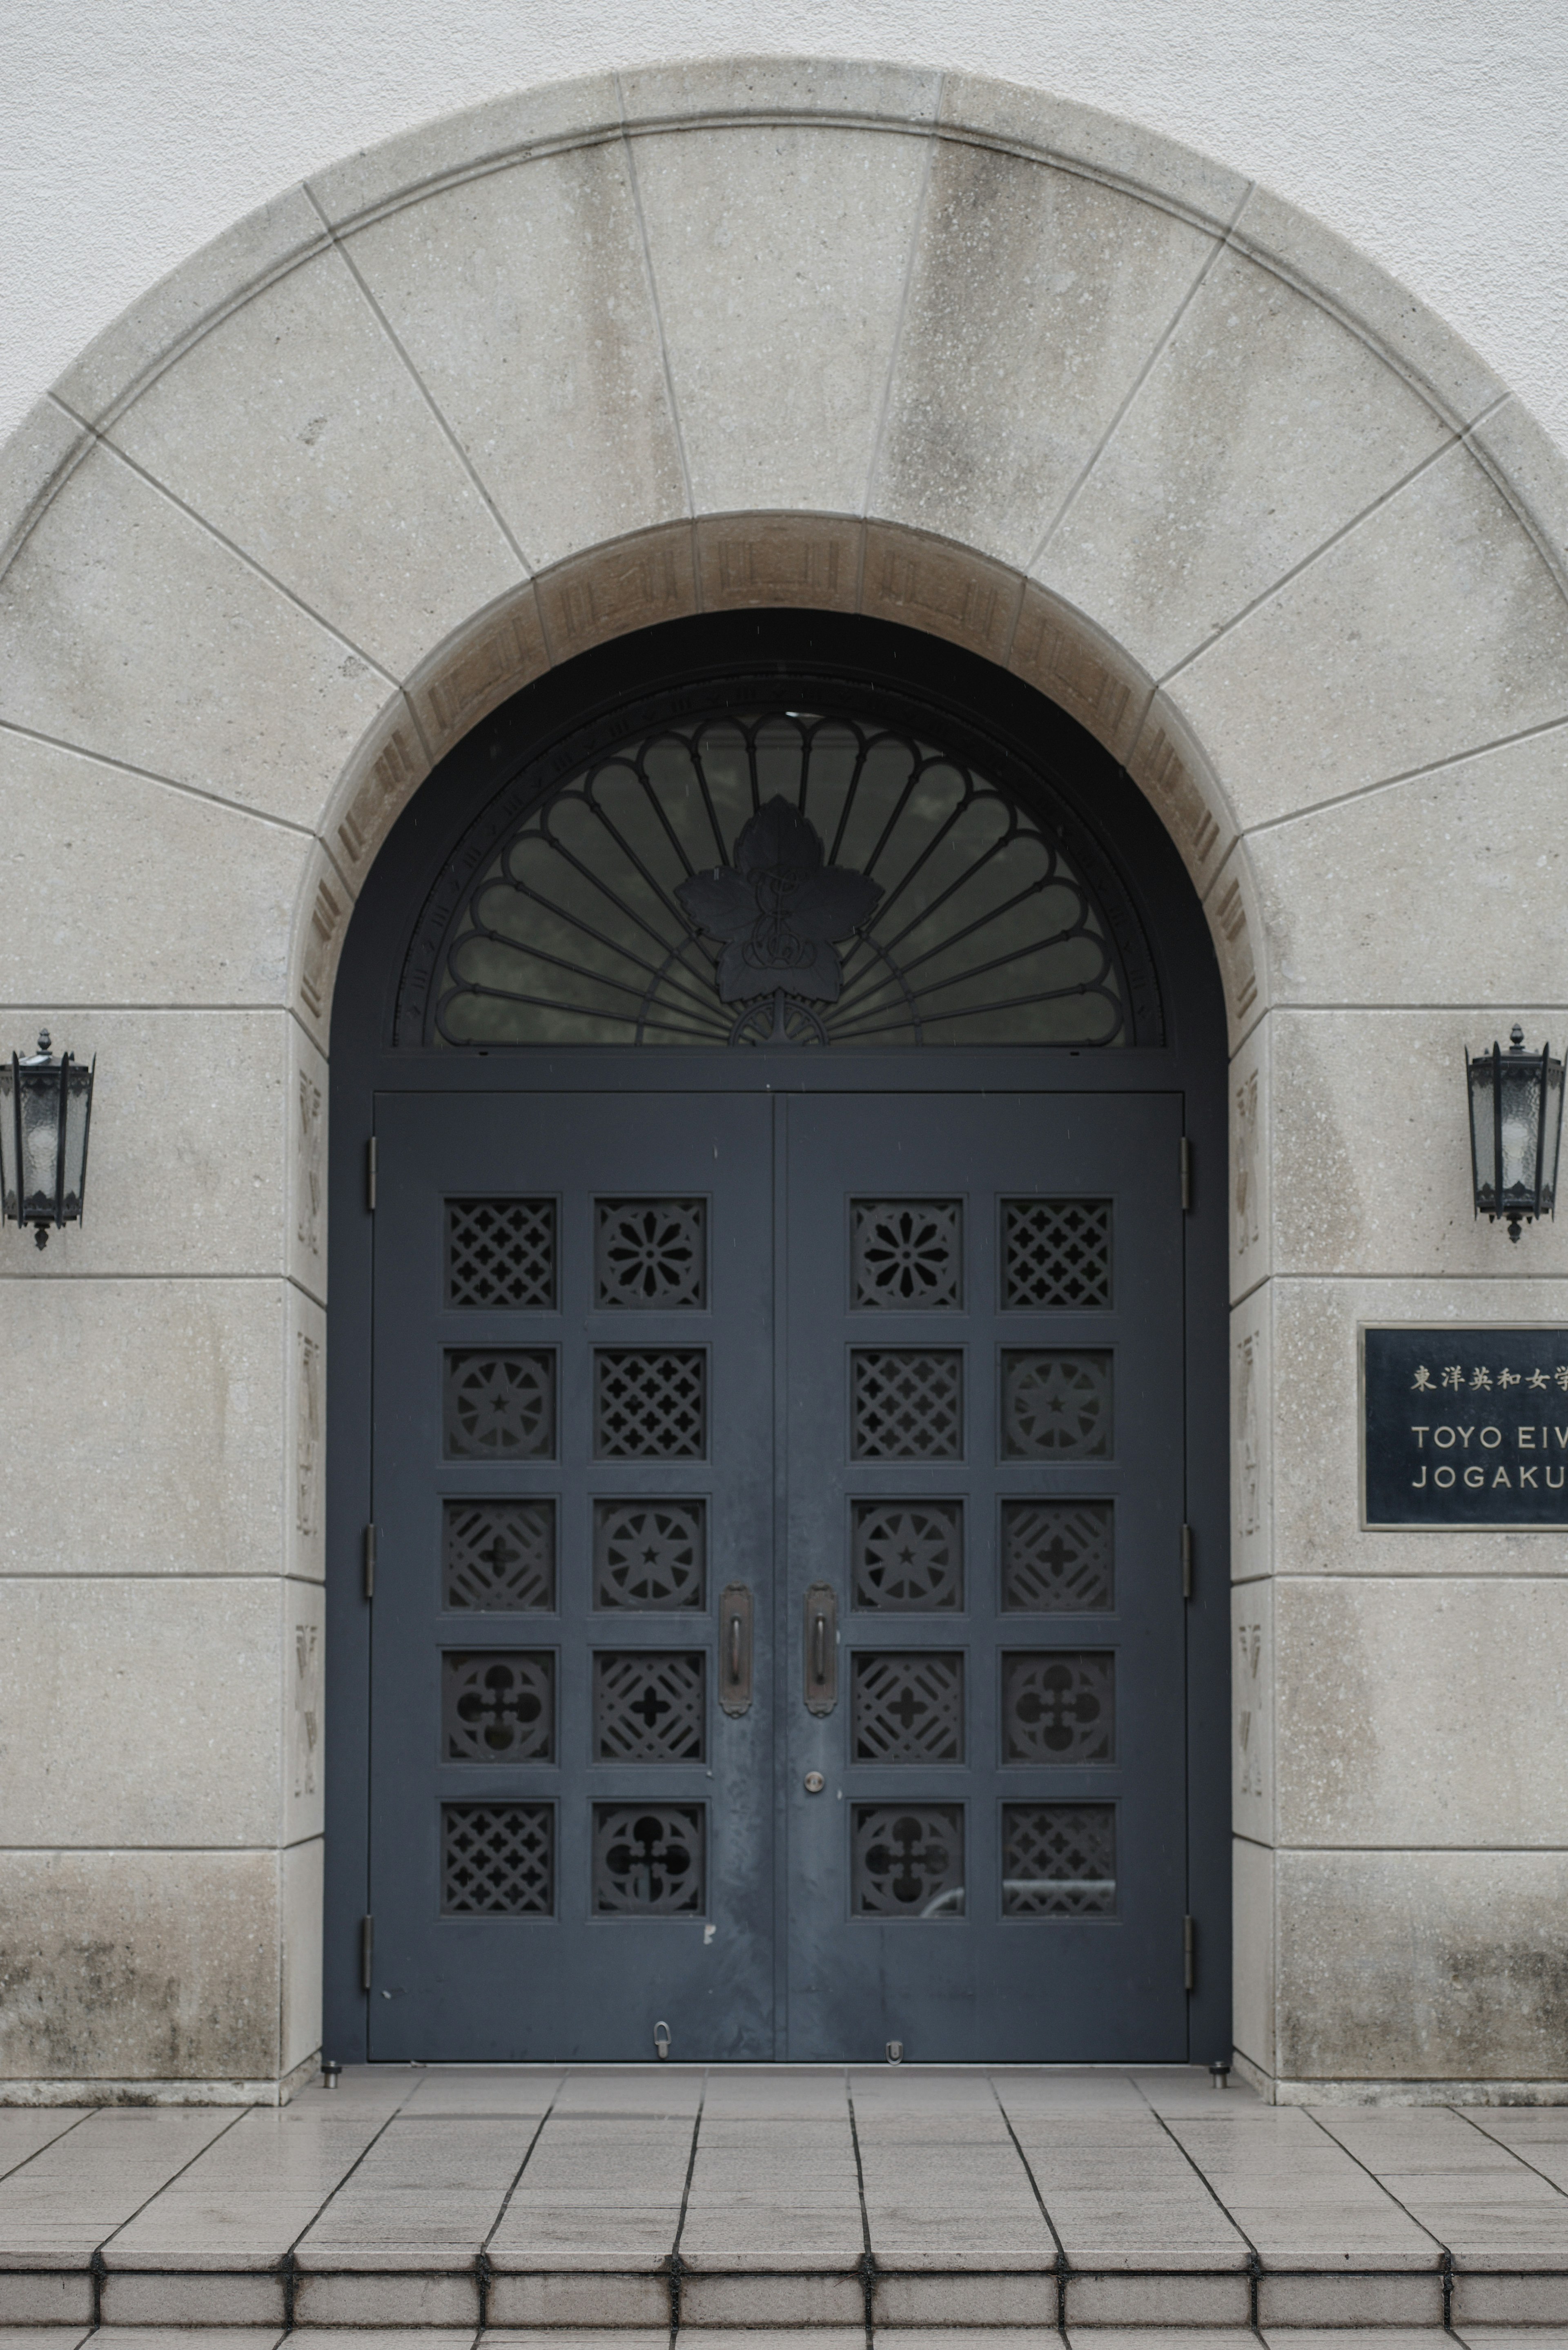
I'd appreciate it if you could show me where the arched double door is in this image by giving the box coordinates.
[326,615,1230,2065]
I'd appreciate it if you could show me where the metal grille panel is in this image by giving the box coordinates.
[1002,1802,1116,1916]
[852,1200,962,1309]
[595,1198,706,1309]
[442,1650,555,1762]
[592,1803,705,1914]
[594,1349,706,1458]
[1000,1499,1114,1612]
[1002,1651,1115,1764]
[1002,1198,1112,1309]
[1000,1350,1112,1458]
[593,1500,706,1609]
[443,1349,556,1459]
[851,1349,963,1459]
[593,1650,706,1762]
[851,1500,963,1610]
[443,1500,556,1612]
[852,1804,965,1918]
[445,1197,556,1309]
[851,1651,964,1762]
[441,1802,554,1915]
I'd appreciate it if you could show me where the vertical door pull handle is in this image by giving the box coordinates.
[718,1583,754,1716]
[804,1581,838,1715]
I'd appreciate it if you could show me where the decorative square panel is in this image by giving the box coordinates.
[446,1198,556,1309]
[852,1804,964,1918]
[594,1349,706,1458]
[1002,1651,1114,1764]
[443,1500,556,1612]
[441,1802,554,1915]
[593,1500,705,1610]
[595,1198,706,1309]
[592,1802,705,1914]
[442,1650,554,1762]
[443,1349,556,1459]
[1002,1802,1116,1916]
[851,1651,964,1762]
[1000,1350,1111,1458]
[1002,1199,1112,1310]
[851,1350,962,1459]
[851,1500,963,1610]
[852,1200,962,1309]
[1000,1499,1114,1612]
[593,1650,706,1762]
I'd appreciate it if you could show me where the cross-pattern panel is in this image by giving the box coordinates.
[851,1349,963,1459]
[852,1804,965,1918]
[594,1349,706,1458]
[593,1650,706,1762]
[852,1200,962,1310]
[1000,1499,1114,1612]
[441,1802,554,1915]
[1002,1803,1116,1916]
[1002,1650,1115,1764]
[592,1803,705,1914]
[595,1198,706,1309]
[852,1651,964,1763]
[1002,1198,1112,1310]
[1000,1350,1112,1458]
[443,1500,556,1612]
[446,1197,557,1309]
[851,1500,963,1610]
[443,1350,556,1459]
[442,1650,555,1762]
[593,1500,706,1610]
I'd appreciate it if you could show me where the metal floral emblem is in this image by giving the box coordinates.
[675,798,883,1025]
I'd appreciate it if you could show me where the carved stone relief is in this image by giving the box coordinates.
[292,1622,321,1802]
[295,1068,323,1266]
[296,1331,323,1541]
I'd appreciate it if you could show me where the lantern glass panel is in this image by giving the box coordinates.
[1498,1056,1543,1208]
[17,1063,64,1223]
[1540,1056,1565,1215]
[60,1063,92,1220]
[1468,1055,1500,1215]
[0,1063,14,1222]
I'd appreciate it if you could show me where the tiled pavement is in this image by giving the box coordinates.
[0,2067,1566,2335]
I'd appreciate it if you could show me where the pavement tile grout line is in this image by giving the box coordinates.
[984,2067,1069,2337]
[842,2069,878,2350]
[1127,2068,1263,2328]
[665,2064,708,2344]
[1453,2101,1568,2204]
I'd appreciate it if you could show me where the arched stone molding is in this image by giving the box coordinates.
[2,58,1568,2103]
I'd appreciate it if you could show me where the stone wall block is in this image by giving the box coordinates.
[1230,1293,1273,1584]
[105,245,524,680]
[619,56,942,132]
[1124,691,1238,899]
[281,1837,324,2077]
[875,145,1215,566]
[1231,1577,1273,1844]
[1040,242,1452,679]
[308,76,624,229]
[1006,582,1153,766]
[288,1291,327,1587]
[860,524,1022,666]
[289,1021,329,1307]
[694,512,862,611]
[535,523,698,665]
[1170,438,1568,833]
[1232,1834,1276,2081]
[936,74,1250,230]
[343,142,687,571]
[633,126,930,517]
[1229,1016,1271,1302]
[405,588,550,767]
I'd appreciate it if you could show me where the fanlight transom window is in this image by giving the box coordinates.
[410,706,1136,1049]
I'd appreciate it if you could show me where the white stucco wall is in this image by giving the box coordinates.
[6,0,1568,459]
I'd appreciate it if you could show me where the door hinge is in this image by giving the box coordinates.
[359,1914,374,1993]
[1179,1135,1192,1212]
[366,1136,377,1211]
[1181,1523,1194,1601]
[1183,1914,1196,1993]
[363,1524,376,1602]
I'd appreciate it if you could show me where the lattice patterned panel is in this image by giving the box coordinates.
[595,1198,706,1309]
[1002,1651,1115,1764]
[444,1350,556,1459]
[1000,1350,1112,1458]
[851,1350,963,1459]
[852,1804,965,1919]
[852,1200,962,1310]
[1002,1199,1112,1310]
[446,1198,556,1309]
[442,1650,555,1762]
[593,1650,706,1762]
[1000,1499,1114,1612]
[851,1501,963,1610]
[1002,1803,1116,1917]
[441,1802,554,1915]
[443,1500,556,1612]
[593,1500,705,1609]
[592,1803,705,1915]
[851,1651,964,1762]
[594,1349,706,1458]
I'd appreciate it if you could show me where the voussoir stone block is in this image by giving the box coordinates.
[937,71,1252,230]
[695,512,862,613]
[307,74,624,228]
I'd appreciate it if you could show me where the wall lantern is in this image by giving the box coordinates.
[1467,1025,1563,1242]
[0,1031,96,1249]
